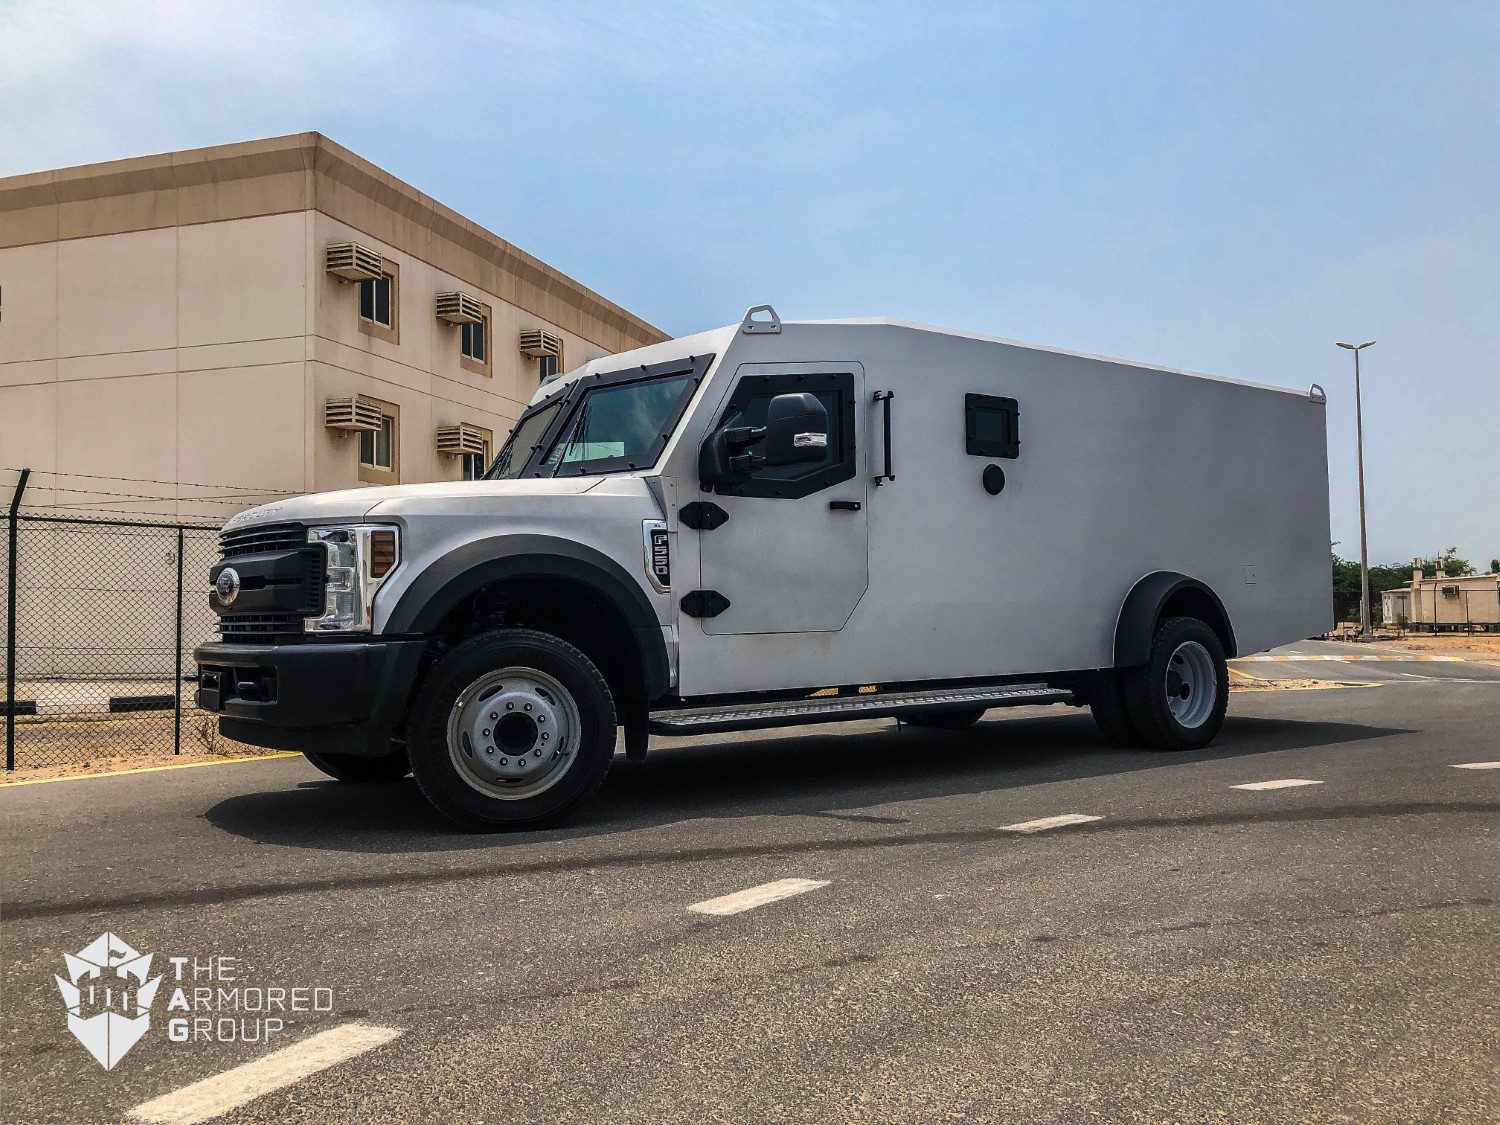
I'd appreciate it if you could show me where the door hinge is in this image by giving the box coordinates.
[681,589,731,618]
[679,501,729,531]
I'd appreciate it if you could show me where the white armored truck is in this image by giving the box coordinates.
[196,307,1333,830]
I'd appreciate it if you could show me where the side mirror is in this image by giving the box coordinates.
[698,392,830,486]
[762,392,829,466]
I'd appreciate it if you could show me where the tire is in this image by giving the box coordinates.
[900,707,987,729]
[304,750,410,783]
[1088,671,1143,747]
[407,629,616,832]
[1121,616,1229,751]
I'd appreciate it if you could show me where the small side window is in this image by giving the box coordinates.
[965,393,1019,459]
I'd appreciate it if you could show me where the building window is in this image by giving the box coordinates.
[357,260,400,345]
[457,302,493,377]
[357,401,400,483]
[461,318,486,363]
[359,274,393,327]
[462,439,491,481]
[538,353,559,381]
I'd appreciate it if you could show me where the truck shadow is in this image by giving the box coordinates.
[201,709,1413,854]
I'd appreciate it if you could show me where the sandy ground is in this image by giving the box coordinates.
[1368,633,1500,661]
[1,707,276,782]
[1228,675,1371,692]
[0,742,291,784]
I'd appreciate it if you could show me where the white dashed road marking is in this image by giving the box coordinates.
[689,878,831,916]
[1232,779,1324,791]
[127,1022,403,1125]
[1450,762,1500,770]
[1000,813,1104,834]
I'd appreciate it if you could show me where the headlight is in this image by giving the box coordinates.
[304,525,401,633]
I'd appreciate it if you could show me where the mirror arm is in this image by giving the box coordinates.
[722,425,765,451]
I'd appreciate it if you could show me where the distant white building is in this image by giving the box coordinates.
[1382,563,1499,632]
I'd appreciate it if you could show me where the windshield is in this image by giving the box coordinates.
[540,374,695,475]
[486,400,562,480]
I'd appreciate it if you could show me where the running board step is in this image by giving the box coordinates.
[649,683,1073,736]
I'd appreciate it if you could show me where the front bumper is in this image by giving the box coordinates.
[195,639,426,756]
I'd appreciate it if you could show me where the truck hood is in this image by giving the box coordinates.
[220,478,607,532]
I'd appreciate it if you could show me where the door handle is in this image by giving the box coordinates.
[829,500,862,512]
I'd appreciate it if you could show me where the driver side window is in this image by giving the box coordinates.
[712,372,857,498]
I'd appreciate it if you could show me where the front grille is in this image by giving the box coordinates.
[221,522,307,558]
[216,521,322,643]
[218,613,306,643]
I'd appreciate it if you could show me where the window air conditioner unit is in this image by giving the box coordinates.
[324,395,384,433]
[325,242,384,283]
[436,423,488,456]
[1440,584,1460,596]
[519,329,563,358]
[435,292,485,325]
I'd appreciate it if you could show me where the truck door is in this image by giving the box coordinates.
[692,364,869,634]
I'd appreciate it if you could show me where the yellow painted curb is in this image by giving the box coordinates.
[0,752,300,788]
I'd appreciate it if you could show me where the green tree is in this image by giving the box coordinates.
[1418,547,1473,577]
[1490,558,1499,575]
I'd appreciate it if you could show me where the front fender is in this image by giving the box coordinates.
[382,534,671,700]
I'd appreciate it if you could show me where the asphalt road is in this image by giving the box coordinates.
[2,647,1497,1124]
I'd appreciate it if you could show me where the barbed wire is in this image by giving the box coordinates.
[1,466,299,495]
[7,483,288,505]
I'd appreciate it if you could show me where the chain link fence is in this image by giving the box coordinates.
[3,509,227,770]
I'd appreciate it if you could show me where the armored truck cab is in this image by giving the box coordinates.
[196,306,1332,830]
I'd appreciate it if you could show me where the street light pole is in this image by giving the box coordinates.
[1336,340,1376,635]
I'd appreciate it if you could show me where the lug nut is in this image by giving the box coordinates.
[541,732,549,741]
[524,703,532,712]
[482,729,490,737]
[506,702,514,710]
[499,757,508,766]
[484,748,494,755]
[490,712,498,720]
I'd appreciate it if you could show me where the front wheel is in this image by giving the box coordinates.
[1121,616,1229,751]
[407,629,617,831]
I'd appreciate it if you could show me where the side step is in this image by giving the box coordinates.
[649,683,1073,737]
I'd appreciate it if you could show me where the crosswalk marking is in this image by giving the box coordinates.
[1231,778,1323,791]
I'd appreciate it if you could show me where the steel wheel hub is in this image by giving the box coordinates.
[1164,640,1216,730]
[447,667,578,800]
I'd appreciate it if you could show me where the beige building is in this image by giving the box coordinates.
[0,132,666,520]
[1382,564,1500,632]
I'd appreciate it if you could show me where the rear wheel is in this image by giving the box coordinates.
[899,707,987,729]
[1122,616,1228,751]
[304,750,410,783]
[408,629,616,831]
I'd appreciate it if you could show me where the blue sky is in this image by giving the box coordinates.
[2,1,1495,566]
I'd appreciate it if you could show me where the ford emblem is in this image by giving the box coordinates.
[215,567,241,607]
